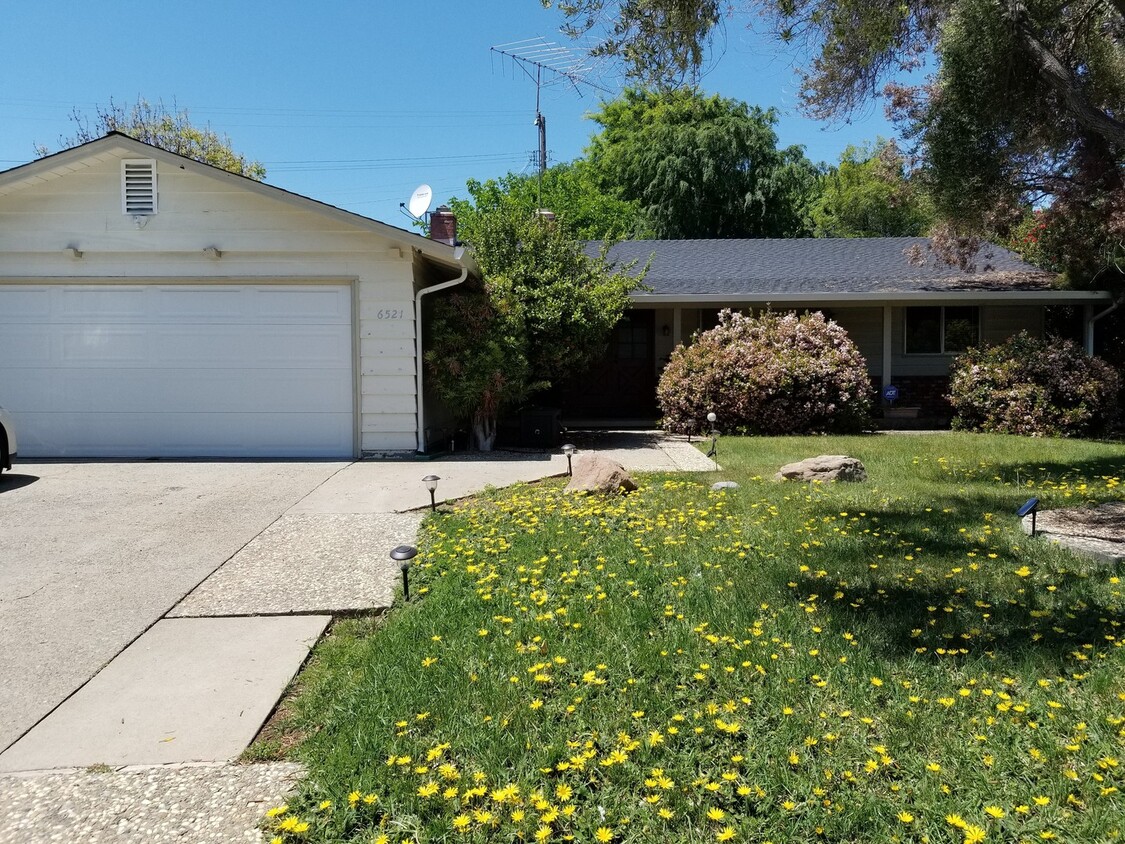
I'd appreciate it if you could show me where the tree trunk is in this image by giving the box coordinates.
[1007,1,1125,149]
[473,412,497,452]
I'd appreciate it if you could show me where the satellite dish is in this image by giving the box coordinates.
[407,184,433,219]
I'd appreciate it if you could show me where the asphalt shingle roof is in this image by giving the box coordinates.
[592,237,1055,297]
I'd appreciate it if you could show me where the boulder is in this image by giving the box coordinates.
[775,455,867,483]
[1022,501,1125,565]
[711,481,740,491]
[566,454,637,494]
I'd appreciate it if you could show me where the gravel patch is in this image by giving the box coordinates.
[169,513,424,617]
[0,762,303,844]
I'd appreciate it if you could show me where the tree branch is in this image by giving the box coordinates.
[1008,1,1125,147]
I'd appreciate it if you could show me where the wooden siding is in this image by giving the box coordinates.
[0,152,424,455]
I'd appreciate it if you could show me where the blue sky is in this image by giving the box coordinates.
[2,1,899,227]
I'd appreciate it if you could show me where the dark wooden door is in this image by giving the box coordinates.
[556,310,658,420]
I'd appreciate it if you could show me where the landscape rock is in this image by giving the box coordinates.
[566,454,637,494]
[1022,501,1125,565]
[711,481,740,491]
[775,455,867,483]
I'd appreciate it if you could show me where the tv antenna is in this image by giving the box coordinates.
[491,37,610,200]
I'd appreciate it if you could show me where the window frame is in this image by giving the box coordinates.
[903,305,980,355]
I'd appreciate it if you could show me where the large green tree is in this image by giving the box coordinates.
[447,161,650,244]
[425,211,642,450]
[37,97,266,180]
[546,0,1125,286]
[586,87,820,238]
[811,139,934,237]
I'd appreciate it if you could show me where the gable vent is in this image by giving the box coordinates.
[121,159,157,215]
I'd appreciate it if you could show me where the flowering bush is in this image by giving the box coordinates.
[949,332,1119,437]
[657,309,873,435]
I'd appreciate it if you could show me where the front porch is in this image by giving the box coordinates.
[554,297,1113,427]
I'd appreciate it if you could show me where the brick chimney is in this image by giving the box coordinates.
[429,205,457,246]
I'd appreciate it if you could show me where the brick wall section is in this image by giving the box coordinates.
[872,375,954,420]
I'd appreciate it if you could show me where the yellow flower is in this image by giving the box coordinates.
[963,824,986,844]
[946,814,967,829]
[716,826,736,841]
[870,677,884,687]
[265,805,288,818]
[595,827,614,842]
[983,806,1004,819]
[452,814,472,832]
[898,811,914,824]
[706,807,727,822]
[556,783,573,802]
[535,826,552,842]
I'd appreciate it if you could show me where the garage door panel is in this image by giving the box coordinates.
[256,287,352,322]
[60,327,148,364]
[250,327,353,368]
[0,284,356,457]
[0,326,52,364]
[154,287,246,321]
[0,289,51,319]
[58,287,150,320]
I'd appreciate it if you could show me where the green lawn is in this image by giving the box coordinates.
[260,433,1125,844]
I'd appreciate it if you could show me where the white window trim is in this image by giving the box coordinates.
[121,159,158,216]
[903,305,980,355]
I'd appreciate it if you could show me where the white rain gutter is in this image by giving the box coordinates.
[415,246,468,453]
[1086,298,1122,355]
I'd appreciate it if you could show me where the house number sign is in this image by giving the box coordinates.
[376,308,405,319]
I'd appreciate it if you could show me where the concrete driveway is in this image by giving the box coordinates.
[0,461,348,753]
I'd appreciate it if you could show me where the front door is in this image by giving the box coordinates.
[557,310,657,421]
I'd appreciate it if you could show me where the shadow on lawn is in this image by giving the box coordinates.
[791,574,1125,668]
[911,453,1125,496]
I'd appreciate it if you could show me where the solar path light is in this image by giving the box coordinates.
[422,474,440,513]
[1017,497,1041,537]
[561,443,577,476]
[706,411,718,459]
[390,544,418,602]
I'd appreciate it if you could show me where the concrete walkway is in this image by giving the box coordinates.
[0,432,713,842]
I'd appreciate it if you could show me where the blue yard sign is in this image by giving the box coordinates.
[882,384,900,402]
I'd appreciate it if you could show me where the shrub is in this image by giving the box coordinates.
[948,331,1120,437]
[657,309,874,435]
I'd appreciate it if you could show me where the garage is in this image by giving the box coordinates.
[0,133,474,457]
[0,283,355,458]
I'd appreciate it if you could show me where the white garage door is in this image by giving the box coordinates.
[0,284,355,458]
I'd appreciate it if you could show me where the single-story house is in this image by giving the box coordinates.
[2,134,1114,457]
[0,132,476,458]
[559,239,1115,422]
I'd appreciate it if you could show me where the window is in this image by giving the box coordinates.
[121,159,157,215]
[904,306,979,354]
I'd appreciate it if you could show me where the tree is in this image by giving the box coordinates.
[424,211,642,450]
[810,139,934,237]
[447,161,650,244]
[585,88,820,238]
[36,97,266,180]
[545,0,1125,286]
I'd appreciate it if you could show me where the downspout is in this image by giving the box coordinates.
[415,245,468,453]
[1086,298,1121,355]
